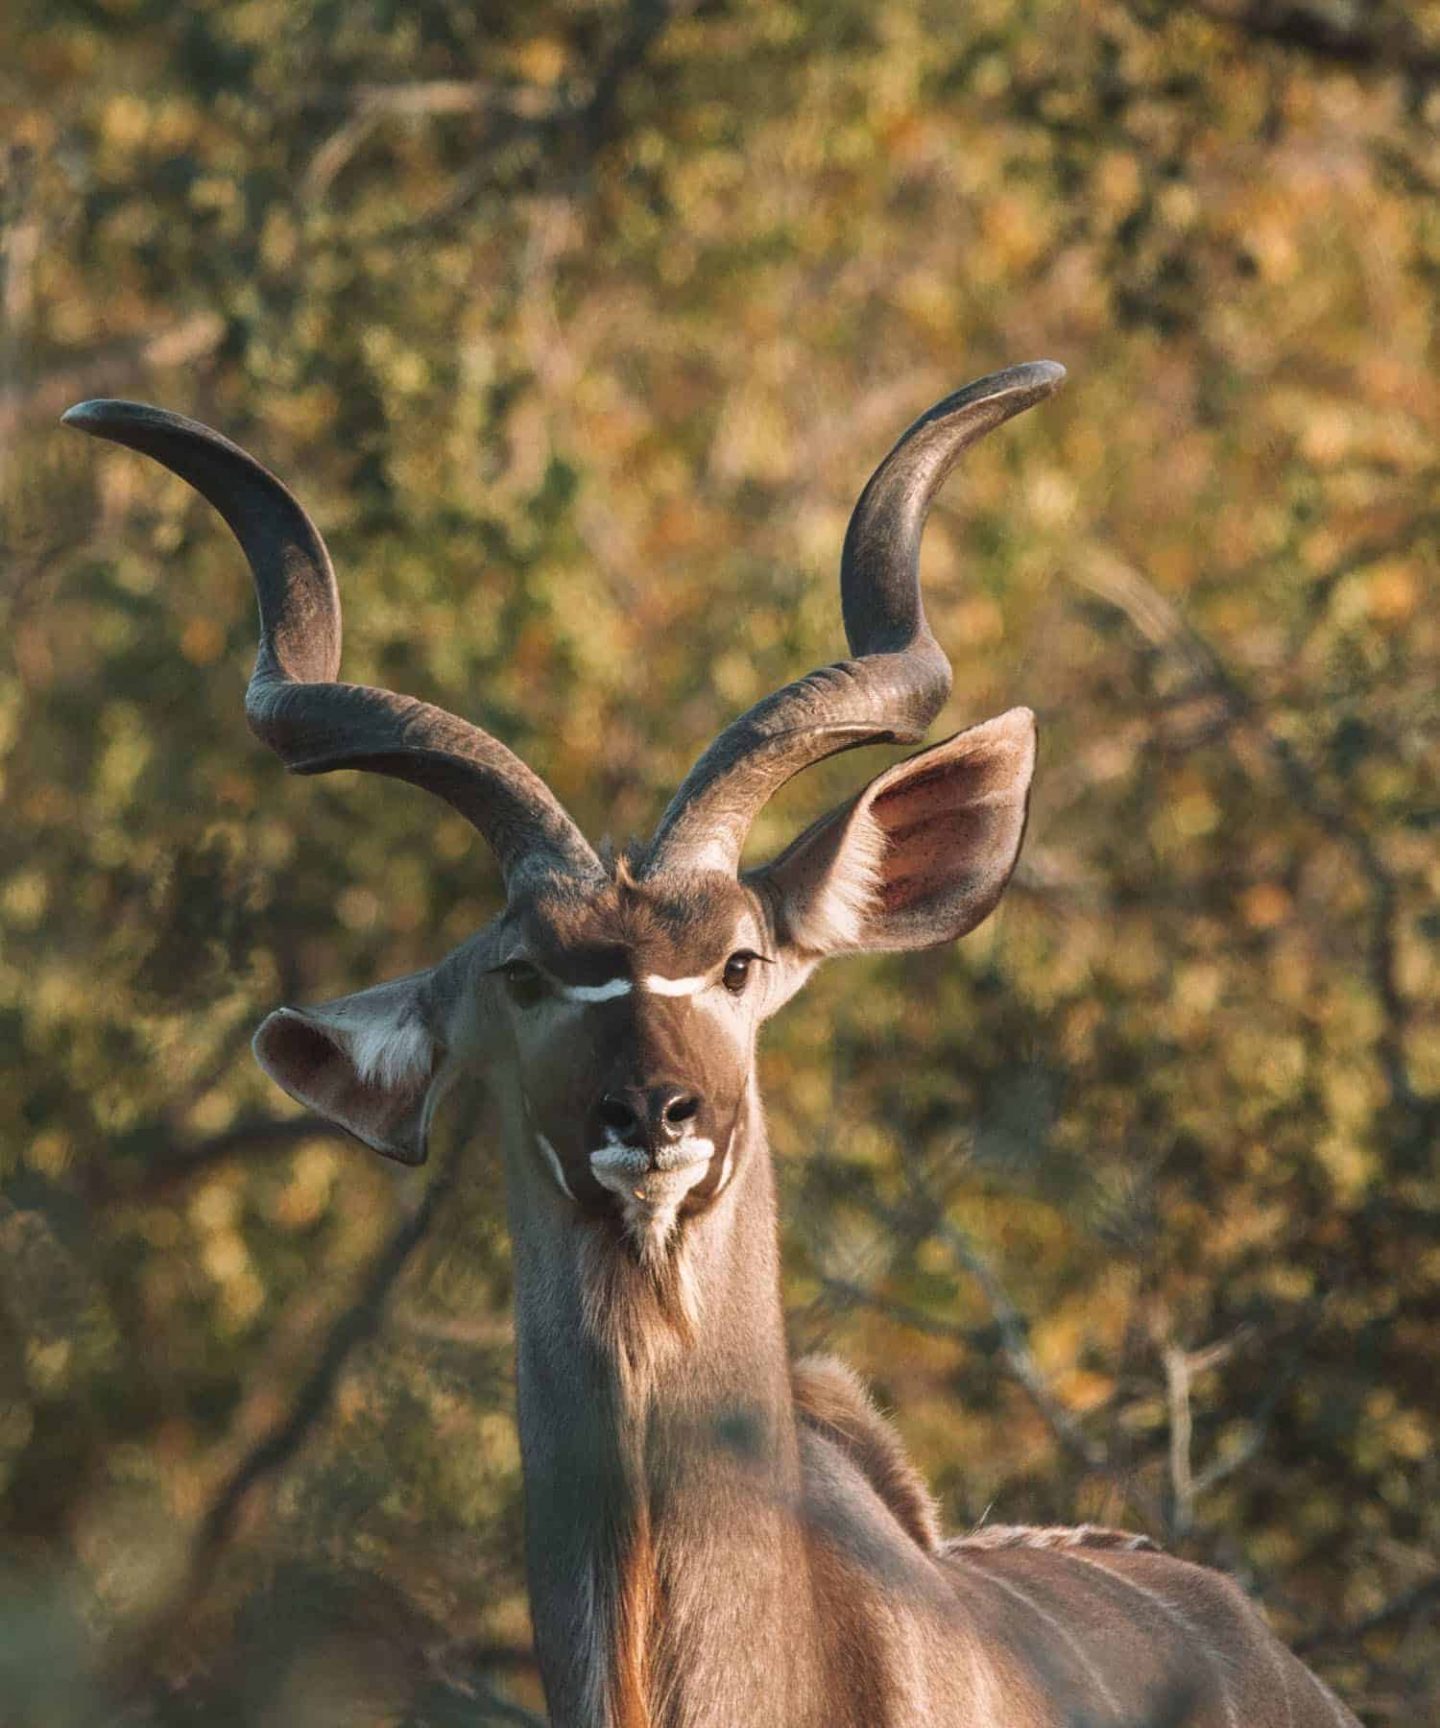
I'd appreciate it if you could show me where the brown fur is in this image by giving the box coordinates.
[792,1354,943,1553]
[89,381,1363,1728]
[519,866,755,986]
[611,1515,657,1728]
[792,1360,1159,1567]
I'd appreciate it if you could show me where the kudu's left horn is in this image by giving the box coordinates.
[62,400,600,888]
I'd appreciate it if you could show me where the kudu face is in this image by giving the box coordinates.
[486,868,769,1253]
[62,363,1061,1272]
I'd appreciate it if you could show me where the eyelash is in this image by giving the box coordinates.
[723,950,770,994]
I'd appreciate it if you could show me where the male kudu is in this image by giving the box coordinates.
[65,366,1358,1727]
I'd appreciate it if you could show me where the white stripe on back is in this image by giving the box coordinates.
[967,1560,1123,1716]
[1062,1552,1239,1728]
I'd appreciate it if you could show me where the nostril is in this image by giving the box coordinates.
[662,1092,701,1128]
[599,1094,639,1137]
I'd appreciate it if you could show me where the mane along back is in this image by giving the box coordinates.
[792,1354,942,1553]
[945,1522,1158,1555]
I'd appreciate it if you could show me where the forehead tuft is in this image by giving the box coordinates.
[512,869,758,980]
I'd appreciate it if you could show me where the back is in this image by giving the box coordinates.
[938,1539,1361,1727]
[794,1363,1357,1727]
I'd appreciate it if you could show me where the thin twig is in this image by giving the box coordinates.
[301,80,553,202]
[931,1210,1123,1482]
[189,1159,456,1585]
[374,0,698,241]
[1183,0,1440,87]
[1075,549,1433,1136]
[1162,1344,1194,1538]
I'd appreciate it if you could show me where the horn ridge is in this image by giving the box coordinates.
[839,360,1065,656]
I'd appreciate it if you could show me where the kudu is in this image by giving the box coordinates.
[66,366,1358,1728]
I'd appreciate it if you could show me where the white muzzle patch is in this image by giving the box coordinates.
[589,1134,713,1253]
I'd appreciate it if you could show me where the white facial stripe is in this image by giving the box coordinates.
[549,973,715,1002]
[555,977,633,1003]
[641,974,709,998]
[534,1132,575,1201]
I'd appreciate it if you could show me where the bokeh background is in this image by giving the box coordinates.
[3,2,1438,1722]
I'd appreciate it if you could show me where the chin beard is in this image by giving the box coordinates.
[615,1176,697,1269]
[577,1204,702,1379]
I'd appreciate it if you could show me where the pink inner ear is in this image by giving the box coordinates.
[757,707,1035,956]
[869,755,1017,915]
[254,1011,432,1166]
[874,806,995,915]
[265,1015,346,1097]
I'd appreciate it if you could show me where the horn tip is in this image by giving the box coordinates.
[1008,359,1066,398]
[61,398,155,436]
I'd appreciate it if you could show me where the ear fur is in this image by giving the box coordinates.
[757,707,1036,956]
[253,970,445,1166]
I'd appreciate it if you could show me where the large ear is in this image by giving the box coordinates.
[754,708,1036,957]
[252,970,446,1166]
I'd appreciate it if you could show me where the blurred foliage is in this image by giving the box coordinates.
[2,0,1438,1722]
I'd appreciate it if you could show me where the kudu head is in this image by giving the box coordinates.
[64,364,1061,1266]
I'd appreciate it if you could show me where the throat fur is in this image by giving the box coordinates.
[576,1225,684,1728]
[578,1223,698,1390]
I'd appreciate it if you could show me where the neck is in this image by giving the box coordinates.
[503,1089,814,1728]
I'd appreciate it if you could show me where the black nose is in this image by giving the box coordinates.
[598,1085,702,1147]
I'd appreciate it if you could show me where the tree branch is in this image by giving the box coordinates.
[1185,0,1440,87]
[89,1114,358,1206]
[1162,1344,1195,1538]
[1075,549,1434,1141]
[301,80,554,202]
[116,1152,458,1691]
[374,0,699,241]
[808,1155,1166,1533]
[1294,1570,1440,1653]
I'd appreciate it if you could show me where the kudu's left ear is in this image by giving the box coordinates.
[754,708,1036,956]
[252,970,447,1165]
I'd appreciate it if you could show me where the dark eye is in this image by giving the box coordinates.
[722,951,756,995]
[499,959,546,1007]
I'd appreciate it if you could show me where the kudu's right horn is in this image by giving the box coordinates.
[642,361,1065,875]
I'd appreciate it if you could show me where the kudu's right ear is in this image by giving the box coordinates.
[253,970,448,1166]
[755,707,1036,959]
